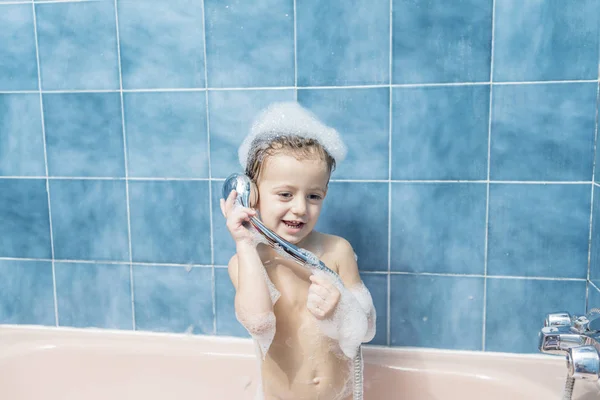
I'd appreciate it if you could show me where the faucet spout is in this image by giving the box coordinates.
[539,325,587,355]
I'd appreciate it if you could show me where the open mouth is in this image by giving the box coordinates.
[283,220,305,230]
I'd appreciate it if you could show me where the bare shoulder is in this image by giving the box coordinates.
[313,232,361,287]
[227,254,239,289]
[315,232,355,258]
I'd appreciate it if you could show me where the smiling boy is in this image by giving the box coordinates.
[220,103,376,400]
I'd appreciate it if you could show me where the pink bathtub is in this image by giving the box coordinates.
[1,325,599,399]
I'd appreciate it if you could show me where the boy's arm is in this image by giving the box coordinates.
[335,238,377,343]
[228,244,276,336]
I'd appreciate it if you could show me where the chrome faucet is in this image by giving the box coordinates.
[539,310,600,383]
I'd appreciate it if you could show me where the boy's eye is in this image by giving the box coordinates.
[278,192,292,198]
[309,194,323,201]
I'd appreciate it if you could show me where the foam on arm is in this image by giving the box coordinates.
[312,249,376,359]
[312,270,376,359]
[235,253,280,359]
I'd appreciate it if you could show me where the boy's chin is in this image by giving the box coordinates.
[276,229,309,245]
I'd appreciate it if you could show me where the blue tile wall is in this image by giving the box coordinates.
[493,0,599,82]
[1,0,600,356]
[391,85,489,180]
[123,92,209,178]
[485,278,586,353]
[43,93,125,177]
[35,2,120,90]
[55,262,132,329]
[296,0,389,86]
[0,94,45,176]
[0,5,39,91]
[392,0,493,84]
[117,0,206,89]
[204,0,294,88]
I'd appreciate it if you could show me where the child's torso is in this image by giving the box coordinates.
[258,233,353,400]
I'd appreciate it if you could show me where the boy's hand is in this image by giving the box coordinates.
[220,190,258,246]
[307,273,341,320]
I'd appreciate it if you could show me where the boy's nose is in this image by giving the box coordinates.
[291,198,307,216]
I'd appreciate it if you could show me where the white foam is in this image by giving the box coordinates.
[238,102,347,170]
[348,282,376,343]
[236,309,276,358]
[312,270,376,359]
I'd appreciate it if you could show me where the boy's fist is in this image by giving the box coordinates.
[307,273,341,320]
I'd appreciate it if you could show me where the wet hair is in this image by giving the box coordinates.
[245,135,336,183]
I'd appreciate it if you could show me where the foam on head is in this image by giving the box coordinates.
[238,102,347,177]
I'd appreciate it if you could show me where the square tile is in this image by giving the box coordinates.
[35,2,119,90]
[0,94,45,176]
[50,179,129,261]
[124,92,208,178]
[129,181,211,264]
[485,278,585,353]
[118,0,205,89]
[490,83,597,181]
[316,182,388,271]
[211,180,237,266]
[296,0,389,86]
[361,273,387,346]
[392,0,493,84]
[391,85,489,180]
[204,0,294,88]
[55,262,132,329]
[208,89,295,178]
[0,179,51,259]
[487,184,590,278]
[589,185,600,285]
[0,260,55,325]
[390,183,486,274]
[215,267,249,337]
[493,0,599,82]
[390,274,484,350]
[43,93,125,177]
[133,265,213,334]
[298,88,389,180]
[0,5,38,90]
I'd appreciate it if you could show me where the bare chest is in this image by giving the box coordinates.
[265,260,311,310]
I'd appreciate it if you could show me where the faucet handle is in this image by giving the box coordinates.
[545,312,573,327]
[567,346,600,381]
[573,311,600,333]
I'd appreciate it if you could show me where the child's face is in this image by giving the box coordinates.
[256,153,330,245]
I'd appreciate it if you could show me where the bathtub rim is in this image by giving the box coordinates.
[0,323,561,362]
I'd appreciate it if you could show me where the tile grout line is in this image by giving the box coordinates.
[1,255,591,280]
[31,0,59,327]
[2,79,600,96]
[386,0,393,347]
[113,0,136,331]
[482,0,496,352]
[293,0,298,101]
[1,176,595,185]
[200,0,217,336]
[23,0,105,3]
[586,75,600,311]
